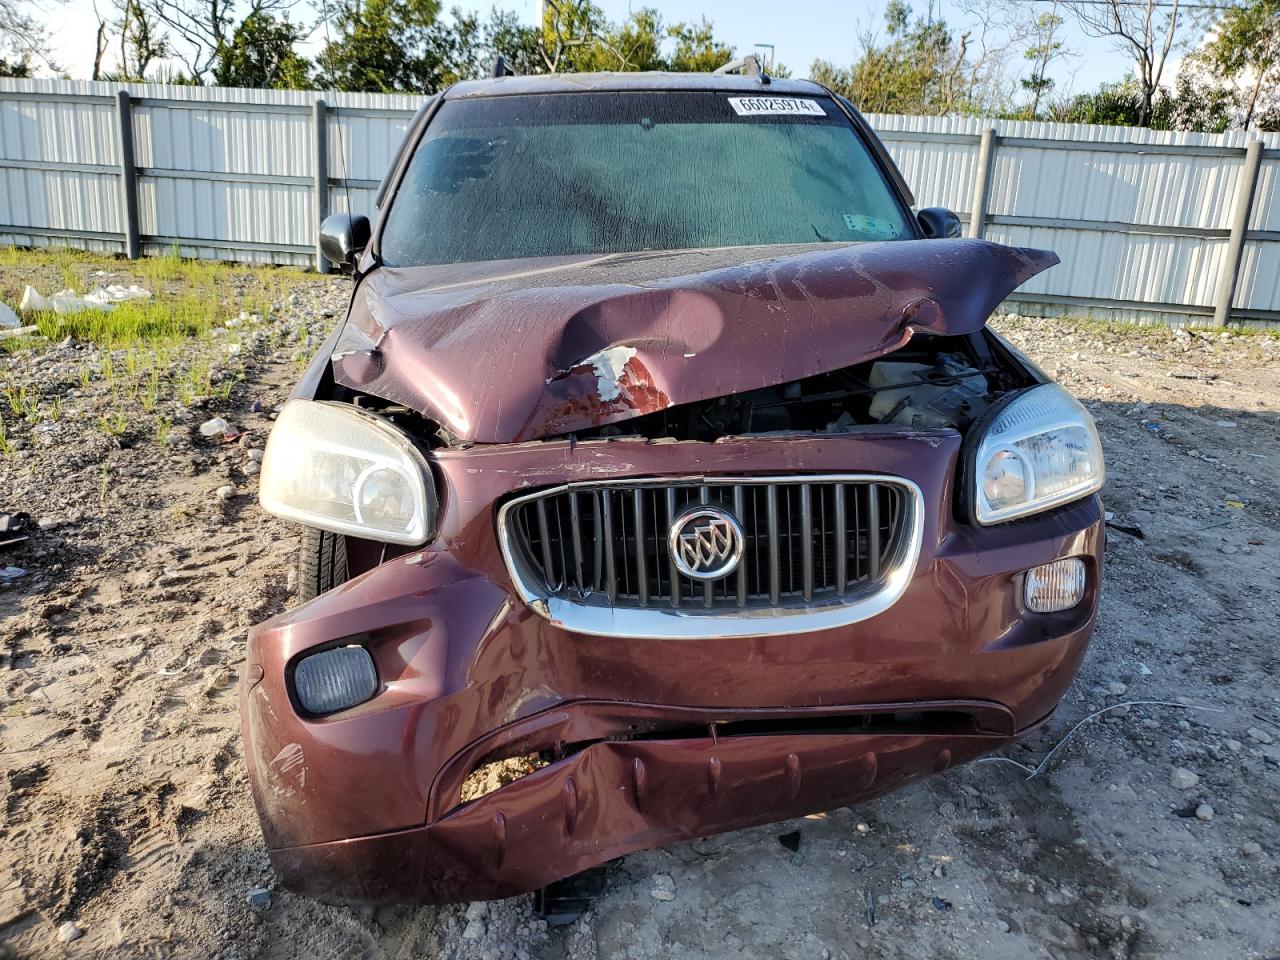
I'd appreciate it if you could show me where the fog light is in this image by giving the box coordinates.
[1024,558,1087,613]
[293,646,377,716]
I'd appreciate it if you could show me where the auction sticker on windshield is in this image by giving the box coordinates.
[728,97,826,117]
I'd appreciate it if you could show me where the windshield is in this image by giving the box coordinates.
[378,92,914,266]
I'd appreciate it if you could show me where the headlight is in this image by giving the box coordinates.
[259,399,436,545]
[972,384,1103,524]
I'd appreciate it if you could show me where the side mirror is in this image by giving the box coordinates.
[917,207,962,239]
[319,213,372,274]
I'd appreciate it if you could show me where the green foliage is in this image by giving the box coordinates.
[813,1,976,116]
[314,0,740,92]
[0,55,32,77]
[214,12,312,89]
[316,0,444,93]
[1021,8,1065,118]
[1199,0,1280,130]
[482,9,546,74]
[1050,76,1235,134]
[667,18,733,73]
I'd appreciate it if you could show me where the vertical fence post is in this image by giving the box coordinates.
[114,90,140,260]
[1212,139,1263,327]
[968,126,998,240]
[313,98,330,274]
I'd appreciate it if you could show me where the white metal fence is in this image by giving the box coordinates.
[2,78,1278,326]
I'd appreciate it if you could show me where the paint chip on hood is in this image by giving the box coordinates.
[586,346,637,401]
[549,345,639,401]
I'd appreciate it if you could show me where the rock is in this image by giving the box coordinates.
[994,919,1011,933]
[248,448,265,463]
[938,801,956,817]
[464,901,489,921]
[1246,726,1275,745]
[1195,803,1214,822]
[0,566,26,582]
[56,921,83,943]
[650,873,676,902]
[1170,767,1199,790]
[244,461,261,477]
[1107,681,1128,696]
[1242,841,1262,856]
[246,887,271,909]
[1225,739,1243,752]
[216,485,235,501]
[199,417,228,437]
[462,918,486,940]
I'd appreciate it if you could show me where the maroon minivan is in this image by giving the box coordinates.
[243,71,1105,905]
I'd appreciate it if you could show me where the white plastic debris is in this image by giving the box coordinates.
[0,301,20,328]
[198,417,229,437]
[20,284,151,315]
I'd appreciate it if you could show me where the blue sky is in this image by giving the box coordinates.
[46,0,1134,97]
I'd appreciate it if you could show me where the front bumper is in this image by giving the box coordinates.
[241,430,1102,903]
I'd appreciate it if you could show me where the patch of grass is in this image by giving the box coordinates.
[0,419,12,457]
[153,416,172,448]
[99,410,128,437]
[4,383,38,422]
[31,295,220,346]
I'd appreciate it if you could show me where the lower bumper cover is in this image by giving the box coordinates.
[270,724,1014,904]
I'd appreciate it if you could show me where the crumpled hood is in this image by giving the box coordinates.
[332,239,1057,444]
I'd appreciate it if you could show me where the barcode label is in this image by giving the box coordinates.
[728,97,826,117]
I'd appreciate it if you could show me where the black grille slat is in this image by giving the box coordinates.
[509,478,909,613]
[867,482,881,582]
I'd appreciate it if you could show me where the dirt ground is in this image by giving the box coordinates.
[1,260,1278,960]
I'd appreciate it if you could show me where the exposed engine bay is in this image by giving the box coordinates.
[346,331,1034,448]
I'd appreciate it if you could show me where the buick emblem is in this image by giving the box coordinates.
[668,505,745,581]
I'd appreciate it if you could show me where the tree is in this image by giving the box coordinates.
[316,0,488,93]
[1051,74,1234,132]
[316,0,439,91]
[1199,0,1280,130]
[1021,2,1066,117]
[110,0,170,80]
[214,11,311,87]
[481,8,546,74]
[815,1,981,115]
[142,0,236,82]
[535,0,608,72]
[604,8,665,71]
[1,0,61,74]
[667,17,733,72]
[1062,0,1182,126]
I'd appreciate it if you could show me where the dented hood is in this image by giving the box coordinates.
[332,239,1057,444]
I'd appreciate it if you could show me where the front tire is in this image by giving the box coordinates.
[296,526,349,601]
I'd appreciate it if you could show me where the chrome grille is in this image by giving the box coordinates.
[500,476,915,614]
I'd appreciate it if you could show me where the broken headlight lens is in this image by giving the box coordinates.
[973,384,1103,524]
[258,399,436,545]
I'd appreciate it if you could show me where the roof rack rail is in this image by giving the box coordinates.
[489,55,514,78]
[712,53,770,84]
